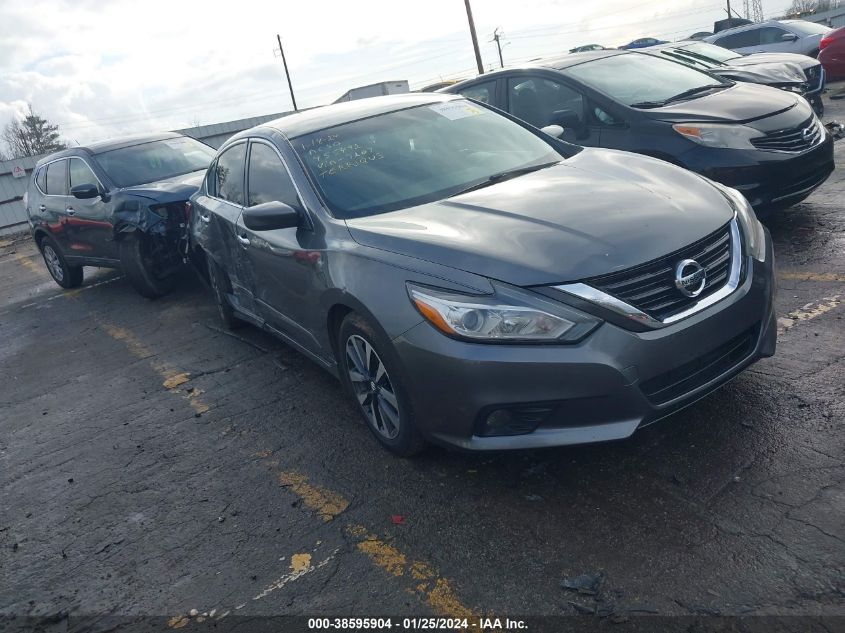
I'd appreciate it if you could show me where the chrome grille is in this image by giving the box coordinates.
[751,117,822,153]
[583,222,734,322]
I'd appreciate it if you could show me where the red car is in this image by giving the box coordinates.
[819,26,845,81]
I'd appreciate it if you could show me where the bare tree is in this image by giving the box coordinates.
[789,0,841,13]
[1,104,67,159]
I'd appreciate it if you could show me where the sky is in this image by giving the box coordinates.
[0,0,797,146]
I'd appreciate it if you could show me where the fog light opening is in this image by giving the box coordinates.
[478,405,554,437]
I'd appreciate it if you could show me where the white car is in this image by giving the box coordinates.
[705,19,831,57]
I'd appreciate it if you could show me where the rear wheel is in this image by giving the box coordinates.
[118,233,177,299]
[207,258,243,329]
[337,313,427,457]
[39,236,83,289]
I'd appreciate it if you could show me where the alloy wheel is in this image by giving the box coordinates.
[345,334,400,440]
[42,245,64,282]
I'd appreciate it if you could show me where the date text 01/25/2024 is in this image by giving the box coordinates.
[307,618,528,630]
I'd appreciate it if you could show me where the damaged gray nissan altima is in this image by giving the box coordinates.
[26,133,216,297]
[190,93,776,456]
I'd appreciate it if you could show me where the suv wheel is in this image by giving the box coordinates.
[338,313,427,457]
[39,236,83,289]
[118,233,177,299]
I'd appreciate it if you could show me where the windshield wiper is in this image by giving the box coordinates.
[451,161,560,196]
[663,83,728,104]
[631,84,729,109]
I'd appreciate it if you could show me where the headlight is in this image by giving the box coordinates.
[710,181,767,262]
[672,123,761,149]
[408,283,601,343]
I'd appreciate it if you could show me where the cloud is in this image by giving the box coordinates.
[0,0,795,146]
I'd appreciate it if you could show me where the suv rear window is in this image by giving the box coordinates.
[45,160,67,196]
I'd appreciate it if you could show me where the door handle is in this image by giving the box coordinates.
[200,213,211,223]
[66,207,76,216]
[236,234,250,247]
[39,204,46,211]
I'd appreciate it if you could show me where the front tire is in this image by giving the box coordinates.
[118,233,176,299]
[39,236,83,289]
[338,313,427,457]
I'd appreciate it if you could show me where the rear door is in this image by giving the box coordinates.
[42,159,71,254]
[198,141,257,314]
[66,157,115,261]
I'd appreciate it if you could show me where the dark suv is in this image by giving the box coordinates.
[26,133,215,297]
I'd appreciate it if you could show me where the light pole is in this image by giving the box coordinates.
[275,34,298,111]
[464,0,484,75]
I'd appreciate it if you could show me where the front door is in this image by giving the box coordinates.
[505,75,597,146]
[66,157,115,261]
[236,140,325,356]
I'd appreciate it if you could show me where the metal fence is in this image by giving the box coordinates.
[0,111,290,235]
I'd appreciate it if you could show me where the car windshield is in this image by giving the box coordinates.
[785,21,831,36]
[95,137,216,187]
[678,41,742,63]
[565,53,731,108]
[292,100,565,218]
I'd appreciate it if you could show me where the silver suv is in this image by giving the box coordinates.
[705,20,831,57]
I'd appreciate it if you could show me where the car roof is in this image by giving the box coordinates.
[709,19,780,37]
[247,93,462,139]
[34,132,186,167]
[442,49,628,92]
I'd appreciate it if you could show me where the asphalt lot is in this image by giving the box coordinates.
[1,92,844,631]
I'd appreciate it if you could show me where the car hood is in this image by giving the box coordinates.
[730,52,818,70]
[345,149,734,287]
[642,82,800,123]
[119,170,205,202]
[715,61,807,85]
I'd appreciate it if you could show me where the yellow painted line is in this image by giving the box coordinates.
[100,322,213,416]
[778,295,841,335]
[8,252,44,275]
[278,470,350,522]
[779,272,845,283]
[347,524,476,619]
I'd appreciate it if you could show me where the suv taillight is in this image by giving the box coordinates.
[184,201,192,223]
[820,36,831,50]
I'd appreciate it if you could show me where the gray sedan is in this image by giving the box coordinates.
[189,94,776,456]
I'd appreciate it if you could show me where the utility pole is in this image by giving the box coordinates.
[464,0,484,75]
[275,34,298,111]
[491,28,505,68]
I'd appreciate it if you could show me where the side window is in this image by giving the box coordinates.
[758,27,788,45]
[458,80,496,105]
[215,143,246,205]
[36,167,47,193]
[507,77,585,129]
[716,29,760,49]
[247,143,300,208]
[45,160,68,196]
[69,158,98,189]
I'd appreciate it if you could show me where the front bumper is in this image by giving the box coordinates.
[393,235,776,451]
[680,133,834,210]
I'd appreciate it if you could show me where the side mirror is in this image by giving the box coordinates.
[781,33,798,42]
[242,201,300,231]
[71,183,100,199]
[540,124,565,138]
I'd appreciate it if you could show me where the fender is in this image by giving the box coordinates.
[111,199,170,241]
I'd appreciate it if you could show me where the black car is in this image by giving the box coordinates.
[643,41,826,115]
[190,94,775,456]
[26,133,216,297]
[443,50,834,211]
